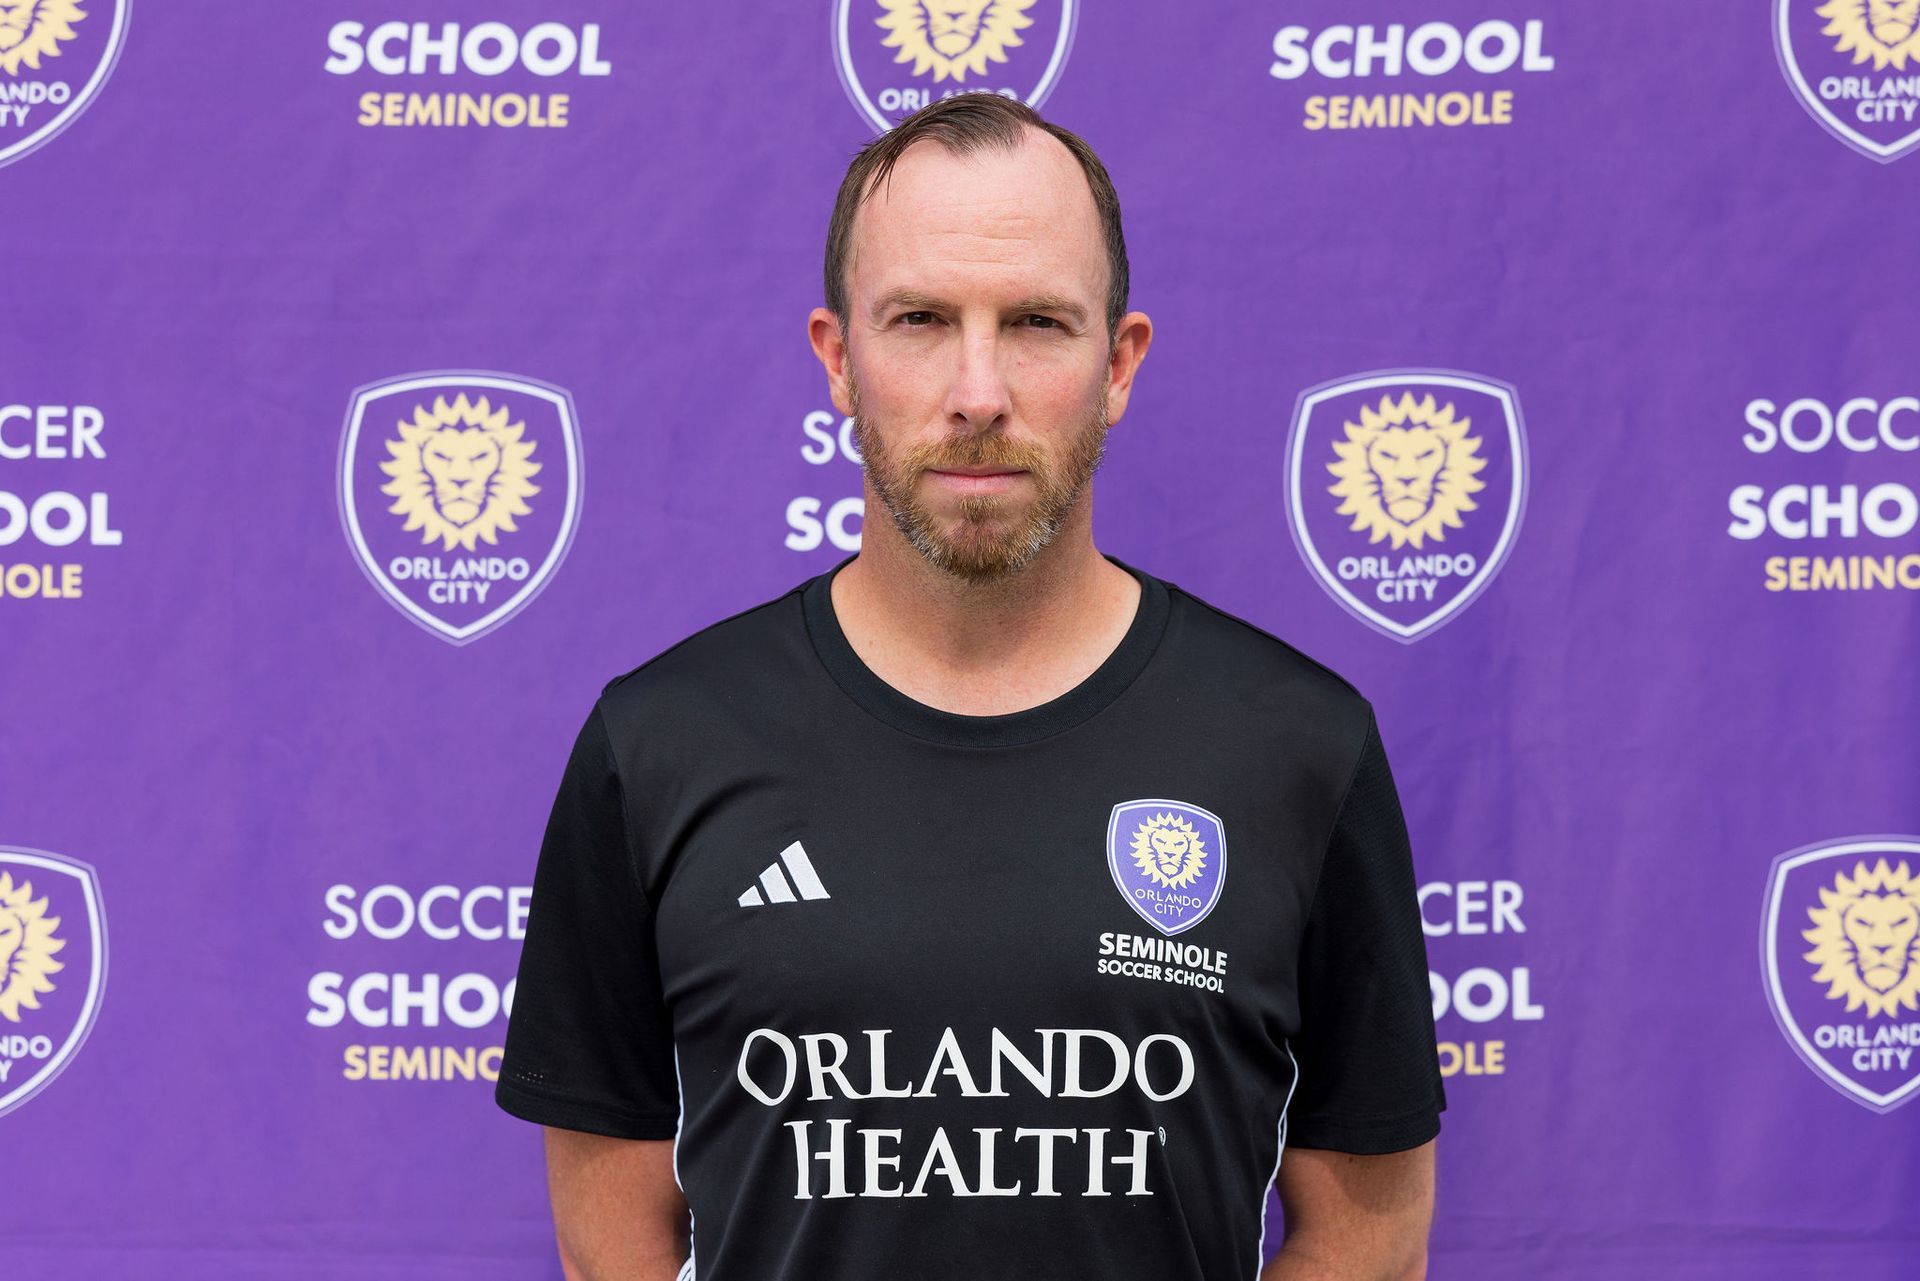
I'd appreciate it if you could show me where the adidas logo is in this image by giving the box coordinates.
[738,840,831,907]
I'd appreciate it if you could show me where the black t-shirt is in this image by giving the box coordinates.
[497,554,1444,1280]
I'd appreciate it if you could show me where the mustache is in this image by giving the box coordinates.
[896,431,1049,475]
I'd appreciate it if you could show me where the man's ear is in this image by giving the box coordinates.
[1104,310,1153,426]
[809,307,854,417]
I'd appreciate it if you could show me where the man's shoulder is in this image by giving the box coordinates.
[594,575,816,724]
[1155,569,1374,727]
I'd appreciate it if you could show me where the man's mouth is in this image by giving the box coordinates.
[924,466,1028,496]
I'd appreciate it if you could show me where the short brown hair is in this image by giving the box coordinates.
[824,95,1130,341]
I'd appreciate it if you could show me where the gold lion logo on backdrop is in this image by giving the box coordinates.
[0,871,65,1024]
[1820,0,1920,69]
[0,0,85,77]
[877,0,1037,83]
[1803,859,1920,1019]
[1326,393,1488,551]
[379,393,541,553]
[1130,813,1209,891]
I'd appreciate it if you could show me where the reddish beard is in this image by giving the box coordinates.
[851,378,1110,581]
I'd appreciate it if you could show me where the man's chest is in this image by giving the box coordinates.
[645,746,1332,1043]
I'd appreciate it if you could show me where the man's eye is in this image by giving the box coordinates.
[1023,315,1061,330]
[901,311,935,326]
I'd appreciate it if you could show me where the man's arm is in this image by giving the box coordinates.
[545,1129,690,1281]
[1263,1140,1436,1281]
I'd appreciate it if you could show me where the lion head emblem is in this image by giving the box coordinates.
[1326,392,1488,551]
[378,393,541,553]
[1803,858,1920,1018]
[0,0,86,77]
[1819,0,1920,69]
[876,0,1038,83]
[1130,813,1208,891]
[0,871,64,1024]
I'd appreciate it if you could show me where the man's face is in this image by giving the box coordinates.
[837,131,1117,581]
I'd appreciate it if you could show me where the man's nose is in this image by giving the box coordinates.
[943,327,1013,431]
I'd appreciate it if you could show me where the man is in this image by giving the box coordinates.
[497,95,1444,1280]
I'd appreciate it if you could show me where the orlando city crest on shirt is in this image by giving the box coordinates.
[0,846,106,1118]
[1774,0,1920,162]
[0,0,130,169]
[1762,836,1920,1113]
[832,0,1078,133]
[1107,800,1226,936]
[338,371,583,645]
[1285,369,1527,643]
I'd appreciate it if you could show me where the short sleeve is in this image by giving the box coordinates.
[495,701,681,1139]
[1285,707,1446,1154]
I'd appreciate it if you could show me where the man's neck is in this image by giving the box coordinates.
[829,506,1142,718]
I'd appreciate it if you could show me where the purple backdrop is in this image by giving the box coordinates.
[4,2,1918,1277]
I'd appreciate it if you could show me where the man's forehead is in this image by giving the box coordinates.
[848,129,1105,295]
[871,128,1085,203]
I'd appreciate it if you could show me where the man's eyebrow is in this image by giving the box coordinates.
[1009,295,1089,326]
[869,289,949,322]
[868,290,1090,326]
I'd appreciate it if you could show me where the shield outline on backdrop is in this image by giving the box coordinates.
[337,369,584,646]
[0,0,132,171]
[0,846,107,1119]
[1760,834,1920,1113]
[1773,0,1920,163]
[830,0,1080,134]
[1106,798,1227,937]
[1285,368,1528,644]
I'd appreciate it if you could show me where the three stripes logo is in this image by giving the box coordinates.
[738,840,831,908]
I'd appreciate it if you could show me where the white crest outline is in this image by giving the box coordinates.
[1105,798,1228,938]
[0,0,132,170]
[1773,0,1920,163]
[1285,368,1529,644]
[337,369,584,646]
[1760,835,1920,1113]
[0,846,108,1118]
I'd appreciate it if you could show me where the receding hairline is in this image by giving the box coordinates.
[839,125,1111,321]
[824,95,1131,341]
